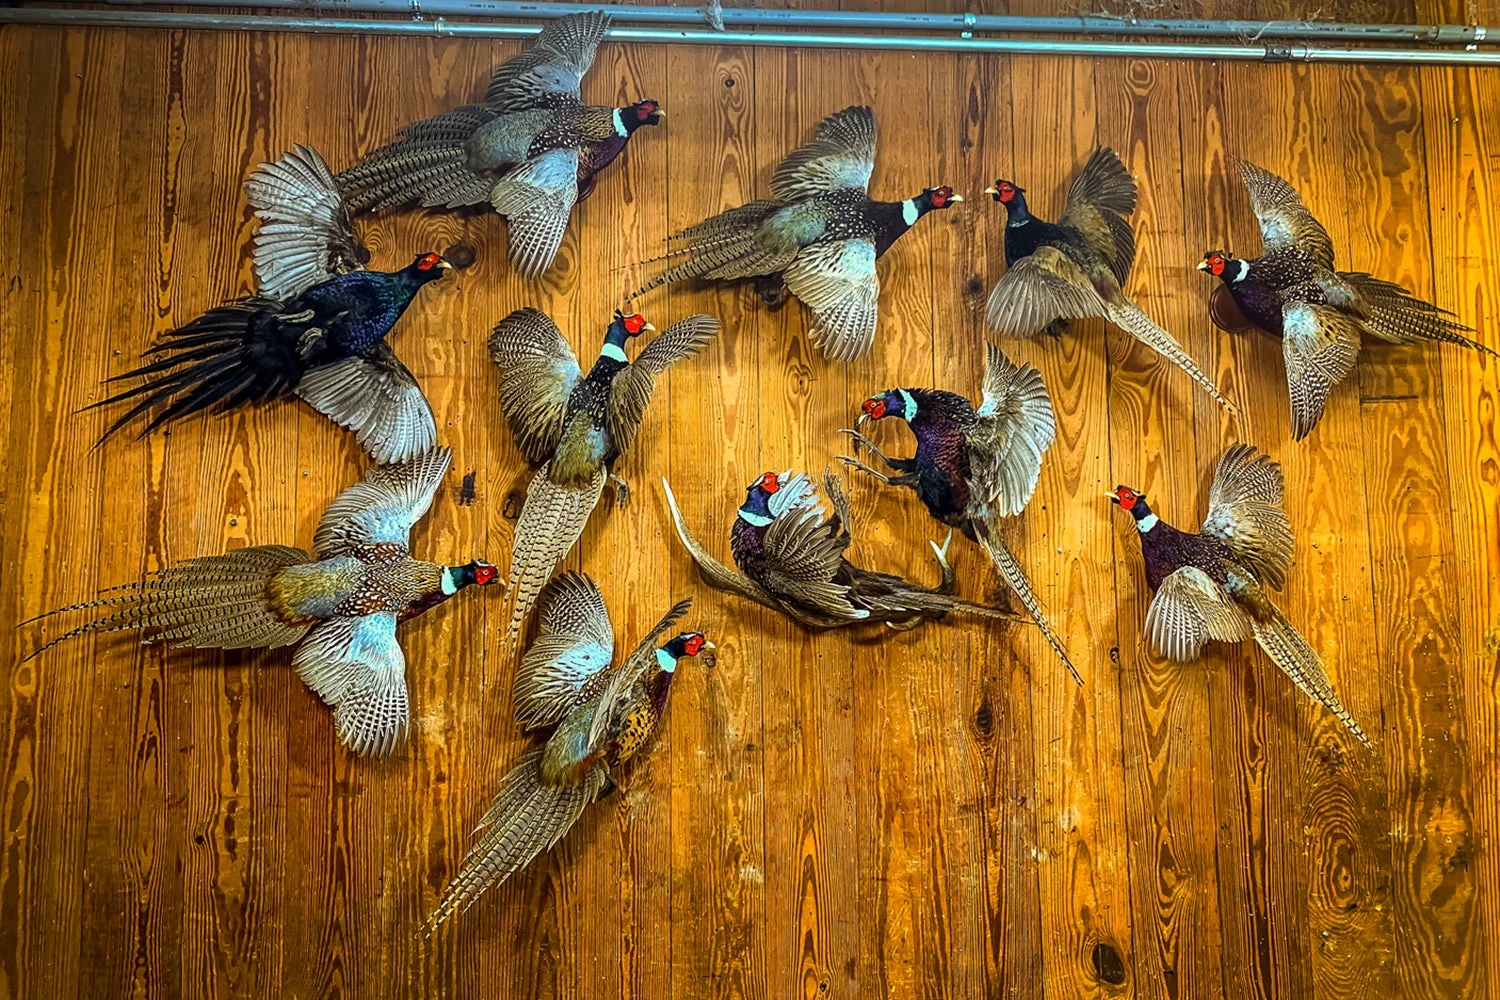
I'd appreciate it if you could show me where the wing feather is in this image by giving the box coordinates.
[313,447,452,558]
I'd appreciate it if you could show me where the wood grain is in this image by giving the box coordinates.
[2,16,1499,1000]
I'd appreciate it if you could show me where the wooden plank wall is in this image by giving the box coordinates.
[2,0,1498,996]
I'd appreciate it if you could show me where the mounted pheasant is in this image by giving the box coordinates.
[843,343,1081,684]
[337,11,661,277]
[985,148,1234,414]
[1200,161,1494,439]
[662,469,1022,631]
[424,572,711,928]
[23,448,498,756]
[633,105,961,361]
[93,145,450,462]
[1110,444,1370,747]
[490,307,719,638]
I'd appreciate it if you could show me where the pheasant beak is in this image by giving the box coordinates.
[948,194,964,203]
[1195,259,1210,272]
[984,186,998,197]
[856,413,870,429]
[643,321,656,331]
[436,258,454,270]
[1106,492,1121,504]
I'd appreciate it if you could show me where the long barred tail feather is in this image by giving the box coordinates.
[1344,272,1498,358]
[1249,602,1372,748]
[23,545,315,661]
[504,464,607,640]
[973,518,1084,686]
[422,749,607,932]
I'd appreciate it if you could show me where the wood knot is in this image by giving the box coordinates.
[1091,941,1127,985]
[973,702,994,736]
[443,243,477,269]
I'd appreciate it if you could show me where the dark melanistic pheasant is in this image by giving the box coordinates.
[23,448,499,756]
[1200,161,1495,439]
[1110,444,1370,747]
[92,146,450,462]
[985,148,1234,413]
[490,307,719,637]
[337,11,661,277]
[633,106,961,361]
[424,573,711,929]
[662,469,1024,631]
[843,343,1081,684]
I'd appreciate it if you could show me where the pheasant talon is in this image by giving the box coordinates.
[836,428,896,467]
[837,454,900,485]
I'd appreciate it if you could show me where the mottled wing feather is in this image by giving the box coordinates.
[313,446,453,558]
[489,307,582,463]
[485,10,610,109]
[1239,160,1336,270]
[968,343,1056,518]
[985,246,1106,337]
[293,612,409,757]
[769,105,877,199]
[295,342,438,464]
[245,145,367,301]
[759,488,860,615]
[490,147,580,277]
[783,238,879,362]
[1281,301,1361,440]
[661,478,777,604]
[1201,443,1294,590]
[1059,147,1137,281]
[512,571,616,730]
[586,596,694,751]
[1144,567,1252,663]
[608,314,720,455]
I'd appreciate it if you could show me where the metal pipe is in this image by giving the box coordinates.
[25,0,1494,45]
[6,8,1500,65]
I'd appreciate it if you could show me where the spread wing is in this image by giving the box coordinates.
[293,612,409,756]
[245,145,368,301]
[1144,567,1253,663]
[985,245,1106,337]
[1239,160,1336,270]
[295,342,437,465]
[770,105,877,200]
[967,343,1056,518]
[313,446,452,558]
[491,147,580,277]
[1059,147,1137,284]
[608,315,721,455]
[513,572,616,731]
[783,238,879,362]
[586,596,694,751]
[1281,301,1360,440]
[661,478,778,604]
[489,307,582,463]
[485,10,610,109]
[1200,443,1294,590]
[758,475,860,616]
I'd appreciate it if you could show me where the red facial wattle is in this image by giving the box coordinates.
[685,634,706,656]
[474,564,497,585]
[623,313,647,334]
[637,101,658,120]
[417,252,443,271]
[863,398,886,420]
[760,472,780,494]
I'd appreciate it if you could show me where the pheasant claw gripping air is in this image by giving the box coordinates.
[1110,443,1372,748]
[91,144,448,463]
[662,468,1023,632]
[489,306,720,638]
[23,447,500,757]
[850,343,1082,685]
[423,573,711,929]
[336,10,663,278]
